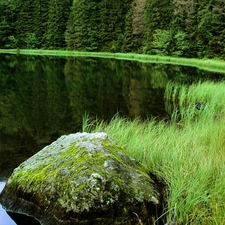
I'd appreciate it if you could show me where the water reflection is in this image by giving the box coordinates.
[0,54,175,150]
[1,55,224,145]
[0,54,224,224]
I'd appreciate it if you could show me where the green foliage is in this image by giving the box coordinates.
[66,0,132,52]
[65,0,86,50]
[173,31,190,56]
[122,4,134,52]
[165,81,225,125]
[6,36,18,48]
[13,0,36,48]
[84,84,225,224]
[24,33,39,49]
[172,0,225,58]
[83,0,100,51]
[98,0,132,52]
[0,2,16,48]
[143,0,173,54]
[1,0,225,58]
[44,0,72,49]
[32,0,50,48]
[0,19,11,48]
[66,0,100,51]
[151,29,172,55]
[196,2,225,58]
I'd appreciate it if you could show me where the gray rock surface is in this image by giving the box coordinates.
[0,132,162,225]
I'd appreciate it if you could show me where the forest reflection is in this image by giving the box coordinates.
[0,54,224,175]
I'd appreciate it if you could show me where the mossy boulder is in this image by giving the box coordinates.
[0,132,163,225]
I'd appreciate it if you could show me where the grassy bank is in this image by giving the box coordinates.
[83,81,225,224]
[1,49,225,74]
[165,81,225,125]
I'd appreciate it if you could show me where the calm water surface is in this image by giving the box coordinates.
[0,54,224,224]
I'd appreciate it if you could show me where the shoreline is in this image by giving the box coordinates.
[1,49,225,74]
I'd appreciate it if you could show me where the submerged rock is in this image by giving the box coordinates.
[0,132,163,225]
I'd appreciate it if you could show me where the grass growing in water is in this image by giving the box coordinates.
[83,81,225,224]
[165,81,225,125]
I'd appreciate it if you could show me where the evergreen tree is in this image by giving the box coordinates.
[1,0,225,58]
[32,0,50,48]
[0,13,11,48]
[66,0,87,50]
[123,1,143,53]
[83,0,100,51]
[98,0,132,52]
[66,0,99,51]
[14,0,36,48]
[66,0,132,52]
[44,0,72,49]
[0,1,17,48]
[196,1,225,58]
[143,0,174,54]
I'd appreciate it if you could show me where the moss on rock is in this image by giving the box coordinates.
[0,132,163,225]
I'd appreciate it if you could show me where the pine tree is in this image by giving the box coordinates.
[143,0,173,54]
[44,0,72,49]
[98,0,132,52]
[66,0,99,51]
[0,1,17,48]
[65,0,85,50]
[32,0,50,48]
[14,0,36,48]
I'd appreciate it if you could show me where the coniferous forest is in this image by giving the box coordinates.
[1,0,225,59]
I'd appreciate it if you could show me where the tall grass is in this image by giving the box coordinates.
[83,81,225,224]
[165,81,225,125]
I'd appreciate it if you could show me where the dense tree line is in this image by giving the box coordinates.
[0,0,225,58]
[0,0,72,49]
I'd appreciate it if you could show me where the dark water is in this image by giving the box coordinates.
[0,54,224,224]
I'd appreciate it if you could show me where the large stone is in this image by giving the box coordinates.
[0,132,163,225]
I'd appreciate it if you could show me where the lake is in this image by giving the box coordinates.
[0,54,224,224]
